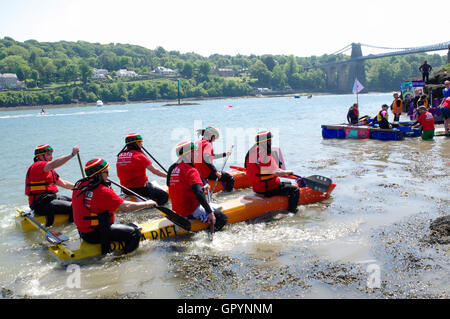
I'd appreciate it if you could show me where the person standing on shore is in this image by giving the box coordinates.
[116,133,168,206]
[194,126,234,192]
[413,106,435,140]
[439,97,450,135]
[167,141,228,231]
[419,60,432,83]
[25,144,79,226]
[390,92,403,122]
[441,80,450,101]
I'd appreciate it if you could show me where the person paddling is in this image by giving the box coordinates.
[116,133,168,205]
[73,158,156,255]
[244,131,300,213]
[25,144,79,226]
[167,141,228,231]
[194,126,234,192]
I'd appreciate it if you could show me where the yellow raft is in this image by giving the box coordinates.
[15,169,251,232]
[24,183,336,264]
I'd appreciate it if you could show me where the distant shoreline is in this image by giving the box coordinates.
[0,93,329,112]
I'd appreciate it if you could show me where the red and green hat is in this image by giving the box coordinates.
[256,131,273,143]
[175,141,195,157]
[204,126,220,140]
[125,133,143,145]
[85,158,109,178]
[34,144,53,156]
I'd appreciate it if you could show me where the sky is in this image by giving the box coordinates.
[0,0,448,58]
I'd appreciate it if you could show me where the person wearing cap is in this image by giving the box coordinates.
[347,103,359,125]
[413,106,435,140]
[72,158,156,255]
[439,96,450,135]
[194,126,234,192]
[372,104,392,129]
[116,133,168,205]
[167,141,228,231]
[390,92,403,122]
[25,144,79,226]
[244,131,300,213]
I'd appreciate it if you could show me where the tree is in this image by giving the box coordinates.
[262,55,276,71]
[249,60,271,87]
[181,62,194,79]
[79,62,93,85]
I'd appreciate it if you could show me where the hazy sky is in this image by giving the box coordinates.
[1,0,448,57]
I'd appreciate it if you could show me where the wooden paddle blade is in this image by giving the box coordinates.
[155,206,191,231]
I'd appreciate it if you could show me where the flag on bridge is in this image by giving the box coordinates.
[352,78,364,94]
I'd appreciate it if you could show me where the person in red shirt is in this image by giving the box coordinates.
[194,126,234,192]
[413,106,435,140]
[73,158,156,254]
[25,144,80,226]
[245,131,300,213]
[167,141,228,231]
[116,133,168,205]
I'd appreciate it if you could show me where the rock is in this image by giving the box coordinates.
[422,69,450,100]
[429,215,450,244]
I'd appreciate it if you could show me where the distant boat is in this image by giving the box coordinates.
[307,95,312,99]
[294,95,300,99]
[96,100,103,107]
[39,108,46,115]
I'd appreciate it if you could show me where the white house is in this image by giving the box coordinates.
[92,68,109,80]
[116,69,138,77]
[0,73,24,89]
[153,66,178,75]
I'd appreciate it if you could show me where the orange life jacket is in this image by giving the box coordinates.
[25,161,59,204]
[392,98,403,114]
[244,145,281,193]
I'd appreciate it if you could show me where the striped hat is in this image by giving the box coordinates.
[255,131,273,143]
[85,158,109,178]
[125,133,143,145]
[175,141,195,157]
[204,126,220,140]
[34,144,53,156]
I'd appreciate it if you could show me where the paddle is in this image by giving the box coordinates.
[141,146,168,174]
[107,179,191,231]
[284,174,332,193]
[17,208,74,257]
[229,165,331,193]
[208,145,234,202]
[76,153,86,178]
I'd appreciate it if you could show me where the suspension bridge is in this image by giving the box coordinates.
[304,41,450,92]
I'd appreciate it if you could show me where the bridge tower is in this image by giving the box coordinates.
[346,43,366,92]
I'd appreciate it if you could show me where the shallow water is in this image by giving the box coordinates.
[0,93,448,298]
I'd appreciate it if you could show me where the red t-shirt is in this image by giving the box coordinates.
[25,161,59,205]
[116,150,152,188]
[168,161,203,217]
[72,182,124,233]
[417,111,435,131]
